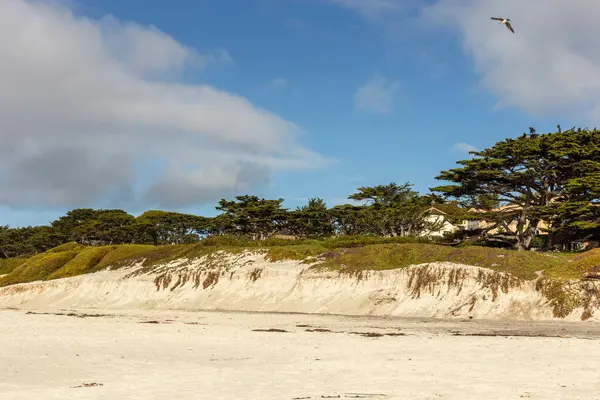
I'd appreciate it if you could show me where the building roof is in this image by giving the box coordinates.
[426,202,464,216]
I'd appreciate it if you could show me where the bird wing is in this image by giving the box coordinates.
[490,17,504,20]
[505,21,515,33]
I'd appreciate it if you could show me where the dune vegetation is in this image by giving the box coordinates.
[1,236,599,287]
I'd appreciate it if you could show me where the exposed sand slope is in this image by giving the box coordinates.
[1,309,600,400]
[0,251,599,321]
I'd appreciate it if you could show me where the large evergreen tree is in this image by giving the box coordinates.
[215,195,288,240]
[135,210,207,245]
[329,204,371,236]
[288,198,334,238]
[432,127,600,250]
[348,182,435,237]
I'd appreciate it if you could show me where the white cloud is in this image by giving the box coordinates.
[329,0,402,18]
[452,142,477,153]
[334,0,600,121]
[354,75,399,115]
[0,0,331,210]
[421,0,600,119]
[270,77,288,89]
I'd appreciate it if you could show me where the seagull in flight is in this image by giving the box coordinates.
[490,17,514,33]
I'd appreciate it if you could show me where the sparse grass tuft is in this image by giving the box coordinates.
[249,268,262,282]
[407,264,446,299]
[536,278,582,318]
[202,270,221,289]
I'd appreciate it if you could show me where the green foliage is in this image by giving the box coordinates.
[0,257,26,275]
[329,204,371,236]
[94,210,136,244]
[195,234,300,248]
[529,235,547,249]
[544,248,600,279]
[135,210,208,245]
[320,235,432,249]
[0,225,63,258]
[5,235,600,288]
[92,244,177,270]
[48,247,111,279]
[346,182,435,237]
[542,200,600,246]
[432,127,600,251]
[46,242,84,253]
[189,233,431,250]
[49,208,206,246]
[0,251,78,286]
[51,208,98,243]
[214,195,288,240]
[325,183,445,238]
[0,235,434,287]
[536,278,582,318]
[287,198,334,239]
[309,243,565,280]
[50,208,139,245]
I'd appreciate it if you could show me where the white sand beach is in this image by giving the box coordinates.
[1,309,600,400]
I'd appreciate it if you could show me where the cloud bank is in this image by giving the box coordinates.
[0,0,329,210]
[328,0,402,18]
[333,0,600,122]
[422,0,600,119]
[354,75,398,115]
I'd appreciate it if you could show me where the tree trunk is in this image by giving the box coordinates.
[515,219,539,251]
[546,230,555,251]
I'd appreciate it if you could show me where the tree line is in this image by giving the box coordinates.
[2,126,600,258]
[0,183,444,258]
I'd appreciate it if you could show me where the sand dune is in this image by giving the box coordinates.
[1,251,599,321]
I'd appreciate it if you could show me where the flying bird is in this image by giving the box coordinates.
[490,17,514,33]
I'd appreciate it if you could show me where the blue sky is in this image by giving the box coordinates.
[0,0,592,226]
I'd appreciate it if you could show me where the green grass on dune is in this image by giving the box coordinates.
[543,248,600,280]
[45,242,85,253]
[0,251,79,286]
[92,244,174,271]
[302,243,567,280]
[0,236,599,287]
[47,246,112,280]
[0,257,28,276]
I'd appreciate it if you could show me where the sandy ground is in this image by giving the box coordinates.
[1,309,600,400]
